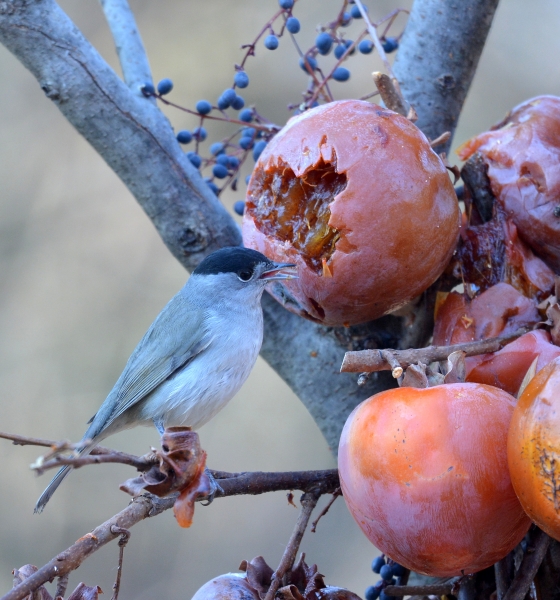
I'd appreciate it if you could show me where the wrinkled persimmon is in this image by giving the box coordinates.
[458,95,560,272]
[338,383,530,576]
[243,100,460,326]
[508,357,560,540]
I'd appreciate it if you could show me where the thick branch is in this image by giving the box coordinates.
[341,328,527,373]
[393,0,500,152]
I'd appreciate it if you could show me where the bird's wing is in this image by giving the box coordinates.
[90,292,211,435]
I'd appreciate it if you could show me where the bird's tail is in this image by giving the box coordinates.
[34,464,73,513]
[34,442,96,513]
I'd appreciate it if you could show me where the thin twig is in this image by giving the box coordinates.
[110,526,130,600]
[53,574,68,600]
[99,0,154,99]
[353,0,408,109]
[495,551,515,600]
[310,487,341,532]
[341,328,529,373]
[33,451,156,474]
[502,528,552,600]
[264,492,321,600]
[383,583,454,597]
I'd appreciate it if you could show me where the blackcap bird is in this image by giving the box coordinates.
[35,247,296,512]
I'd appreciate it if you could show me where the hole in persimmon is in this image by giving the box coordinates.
[247,156,347,274]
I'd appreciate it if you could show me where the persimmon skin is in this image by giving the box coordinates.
[466,330,560,396]
[508,357,560,541]
[339,383,530,577]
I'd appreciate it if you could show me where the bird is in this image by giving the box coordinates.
[35,246,297,512]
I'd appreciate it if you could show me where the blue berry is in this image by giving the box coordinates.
[359,39,374,54]
[196,100,212,115]
[315,32,333,55]
[228,156,240,169]
[372,556,386,574]
[193,127,207,142]
[344,39,356,54]
[232,95,245,110]
[264,35,279,50]
[341,12,352,26]
[187,152,201,169]
[216,154,230,166]
[382,37,399,53]
[205,178,220,195]
[350,4,368,18]
[245,175,251,185]
[299,55,318,72]
[213,164,229,179]
[334,45,347,60]
[157,78,173,95]
[234,71,249,89]
[217,88,237,110]
[253,140,267,161]
[379,565,393,582]
[278,0,294,8]
[176,130,192,144]
[390,563,406,577]
[239,137,254,150]
[239,109,254,123]
[233,200,245,216]
[365,586,381,600]
[332,67,350,82]
[141,82,155,96]
[241,127,256,138]
[210,142,226,156]
[286,17,300,34]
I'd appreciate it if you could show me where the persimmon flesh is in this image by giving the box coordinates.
[508,357,560,540]
[243,100,460,326]
[338,383,530,576]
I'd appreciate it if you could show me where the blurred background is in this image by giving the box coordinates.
[1,0,560,598]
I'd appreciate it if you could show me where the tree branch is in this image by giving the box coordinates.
[393,0,500,153]
[98,0,155,98]
[341,328,528,373]
[2,469,339,600]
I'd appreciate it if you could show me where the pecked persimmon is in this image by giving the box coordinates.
[242,100,460,326]
[466,330,560,396]
[338,383,530,577]
[508,357,560,540]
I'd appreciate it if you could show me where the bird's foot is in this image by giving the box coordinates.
[200,468,224,506]
[153,417,165,436]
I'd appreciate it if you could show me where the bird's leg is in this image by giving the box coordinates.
[200,468,224,505]
[153,417,165,436]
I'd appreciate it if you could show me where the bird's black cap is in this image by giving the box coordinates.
[193,247,271,276]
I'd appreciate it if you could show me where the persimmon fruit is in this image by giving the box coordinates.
[508,356,560,540]
[338,383,530,576]
[242,99,460,326]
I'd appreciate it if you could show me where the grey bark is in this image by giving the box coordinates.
[393,0,500,153]
[0,0,497,451]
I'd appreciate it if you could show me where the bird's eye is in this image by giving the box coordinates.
[237,268,253,282]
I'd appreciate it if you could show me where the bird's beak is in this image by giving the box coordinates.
[260,261,298,282]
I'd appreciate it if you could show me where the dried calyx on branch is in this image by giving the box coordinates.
[191,555,361,600]
[12,566,101,600]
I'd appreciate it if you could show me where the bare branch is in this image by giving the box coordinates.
[2,468,339,600]
[393,0,500,153]
[384,583,455,597]
[503,528,552,600]
[341,328,529,373]
[264,492,320,600]
[98,0,154,99]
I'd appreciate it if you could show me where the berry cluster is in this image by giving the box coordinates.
[140,0,404,217]
[365,556,407,600]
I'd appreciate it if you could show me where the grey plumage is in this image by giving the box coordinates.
[35,247,295,512]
